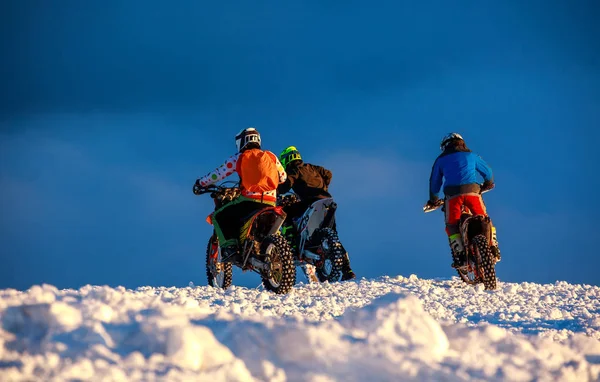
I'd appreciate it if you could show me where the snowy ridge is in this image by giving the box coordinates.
[1,275,599,381]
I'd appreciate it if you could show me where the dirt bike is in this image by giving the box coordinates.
[277,194,344,283]
[423,188,498,290]
[193,182,296,294]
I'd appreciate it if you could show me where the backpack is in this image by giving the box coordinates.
[236,149,279,193]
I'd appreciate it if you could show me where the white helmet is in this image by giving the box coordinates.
[440,132,464,151]
[235,127,261,152]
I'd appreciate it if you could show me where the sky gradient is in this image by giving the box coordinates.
[1,0,599,290]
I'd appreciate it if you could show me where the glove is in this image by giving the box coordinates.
[481,181,495,192]
[427,198,443,208]
[193,179,202,195]
[277,193,299,206]
[424,199,443,212]
[423,199,443,213]
[426,194,440,205]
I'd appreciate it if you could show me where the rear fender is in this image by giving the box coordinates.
[296,198,337,253]
[298,198,337,237]
[460,214,493,247]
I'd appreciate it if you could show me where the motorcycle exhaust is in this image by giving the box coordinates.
[266,215,285,237]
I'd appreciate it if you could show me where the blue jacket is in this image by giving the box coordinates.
[429,148,493,200]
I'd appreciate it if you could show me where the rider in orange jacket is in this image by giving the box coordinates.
[195,128,287,257]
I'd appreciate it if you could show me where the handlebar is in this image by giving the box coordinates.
[193,181,240,197]
[277,193,300,207]
[193,184,221,195]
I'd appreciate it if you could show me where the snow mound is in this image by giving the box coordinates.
[1,278,599,381]
[0,285,252,381]
[340,292,449,360]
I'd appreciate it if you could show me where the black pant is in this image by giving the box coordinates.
[283,200,338,231]
[283,201,310,226]
[286,199,351,271]
[214,200,272,245]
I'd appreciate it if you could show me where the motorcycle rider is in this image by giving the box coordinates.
[424,133,501,269]
[277,146,356,281]
[194,127,287,258]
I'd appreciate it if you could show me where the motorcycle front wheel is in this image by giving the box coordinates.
[206,234,233,289]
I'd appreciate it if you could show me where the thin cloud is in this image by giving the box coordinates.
[321,149,430,201]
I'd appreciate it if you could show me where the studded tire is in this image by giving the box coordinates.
[206,234,233,290]
[472,235,497,290]
[314,228,345,283]
[260,234,297,294]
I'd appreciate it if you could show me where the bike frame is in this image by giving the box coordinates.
[202,184,286,267]
[237,206,286,267]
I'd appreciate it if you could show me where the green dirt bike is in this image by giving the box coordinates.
[194,182,296,294]
[277,194,345,283]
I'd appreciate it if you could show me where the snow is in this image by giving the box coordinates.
[1,276,599,381]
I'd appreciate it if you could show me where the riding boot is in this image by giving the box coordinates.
[301,264,319,283]
[491,226,501,262]
[448,234,466,269]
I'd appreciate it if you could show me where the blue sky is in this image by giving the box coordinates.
[1,0,599,290]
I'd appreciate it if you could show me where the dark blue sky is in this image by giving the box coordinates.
[1,0,599,289]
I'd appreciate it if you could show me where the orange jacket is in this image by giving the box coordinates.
[198,150,287,203]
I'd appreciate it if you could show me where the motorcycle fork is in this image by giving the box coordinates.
[210,243,219,260]
[210,234,219,261]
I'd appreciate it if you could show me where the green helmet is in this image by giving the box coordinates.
[279,146,302,169]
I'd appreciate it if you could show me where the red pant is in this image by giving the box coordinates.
[444,193,487,235]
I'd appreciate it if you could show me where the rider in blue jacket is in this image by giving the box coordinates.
[426,133,501,269]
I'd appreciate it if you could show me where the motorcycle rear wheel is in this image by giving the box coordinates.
[456,236,485,286]
[260,234,297,294]
[313,228,344,283]
[472,235,497,290]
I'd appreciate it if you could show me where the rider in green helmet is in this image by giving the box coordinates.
[278,146,356,281]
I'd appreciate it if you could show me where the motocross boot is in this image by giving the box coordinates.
[301,264,319,283]
[491,226,501,262]
[448,234,467,270]
[340,252,356,281]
